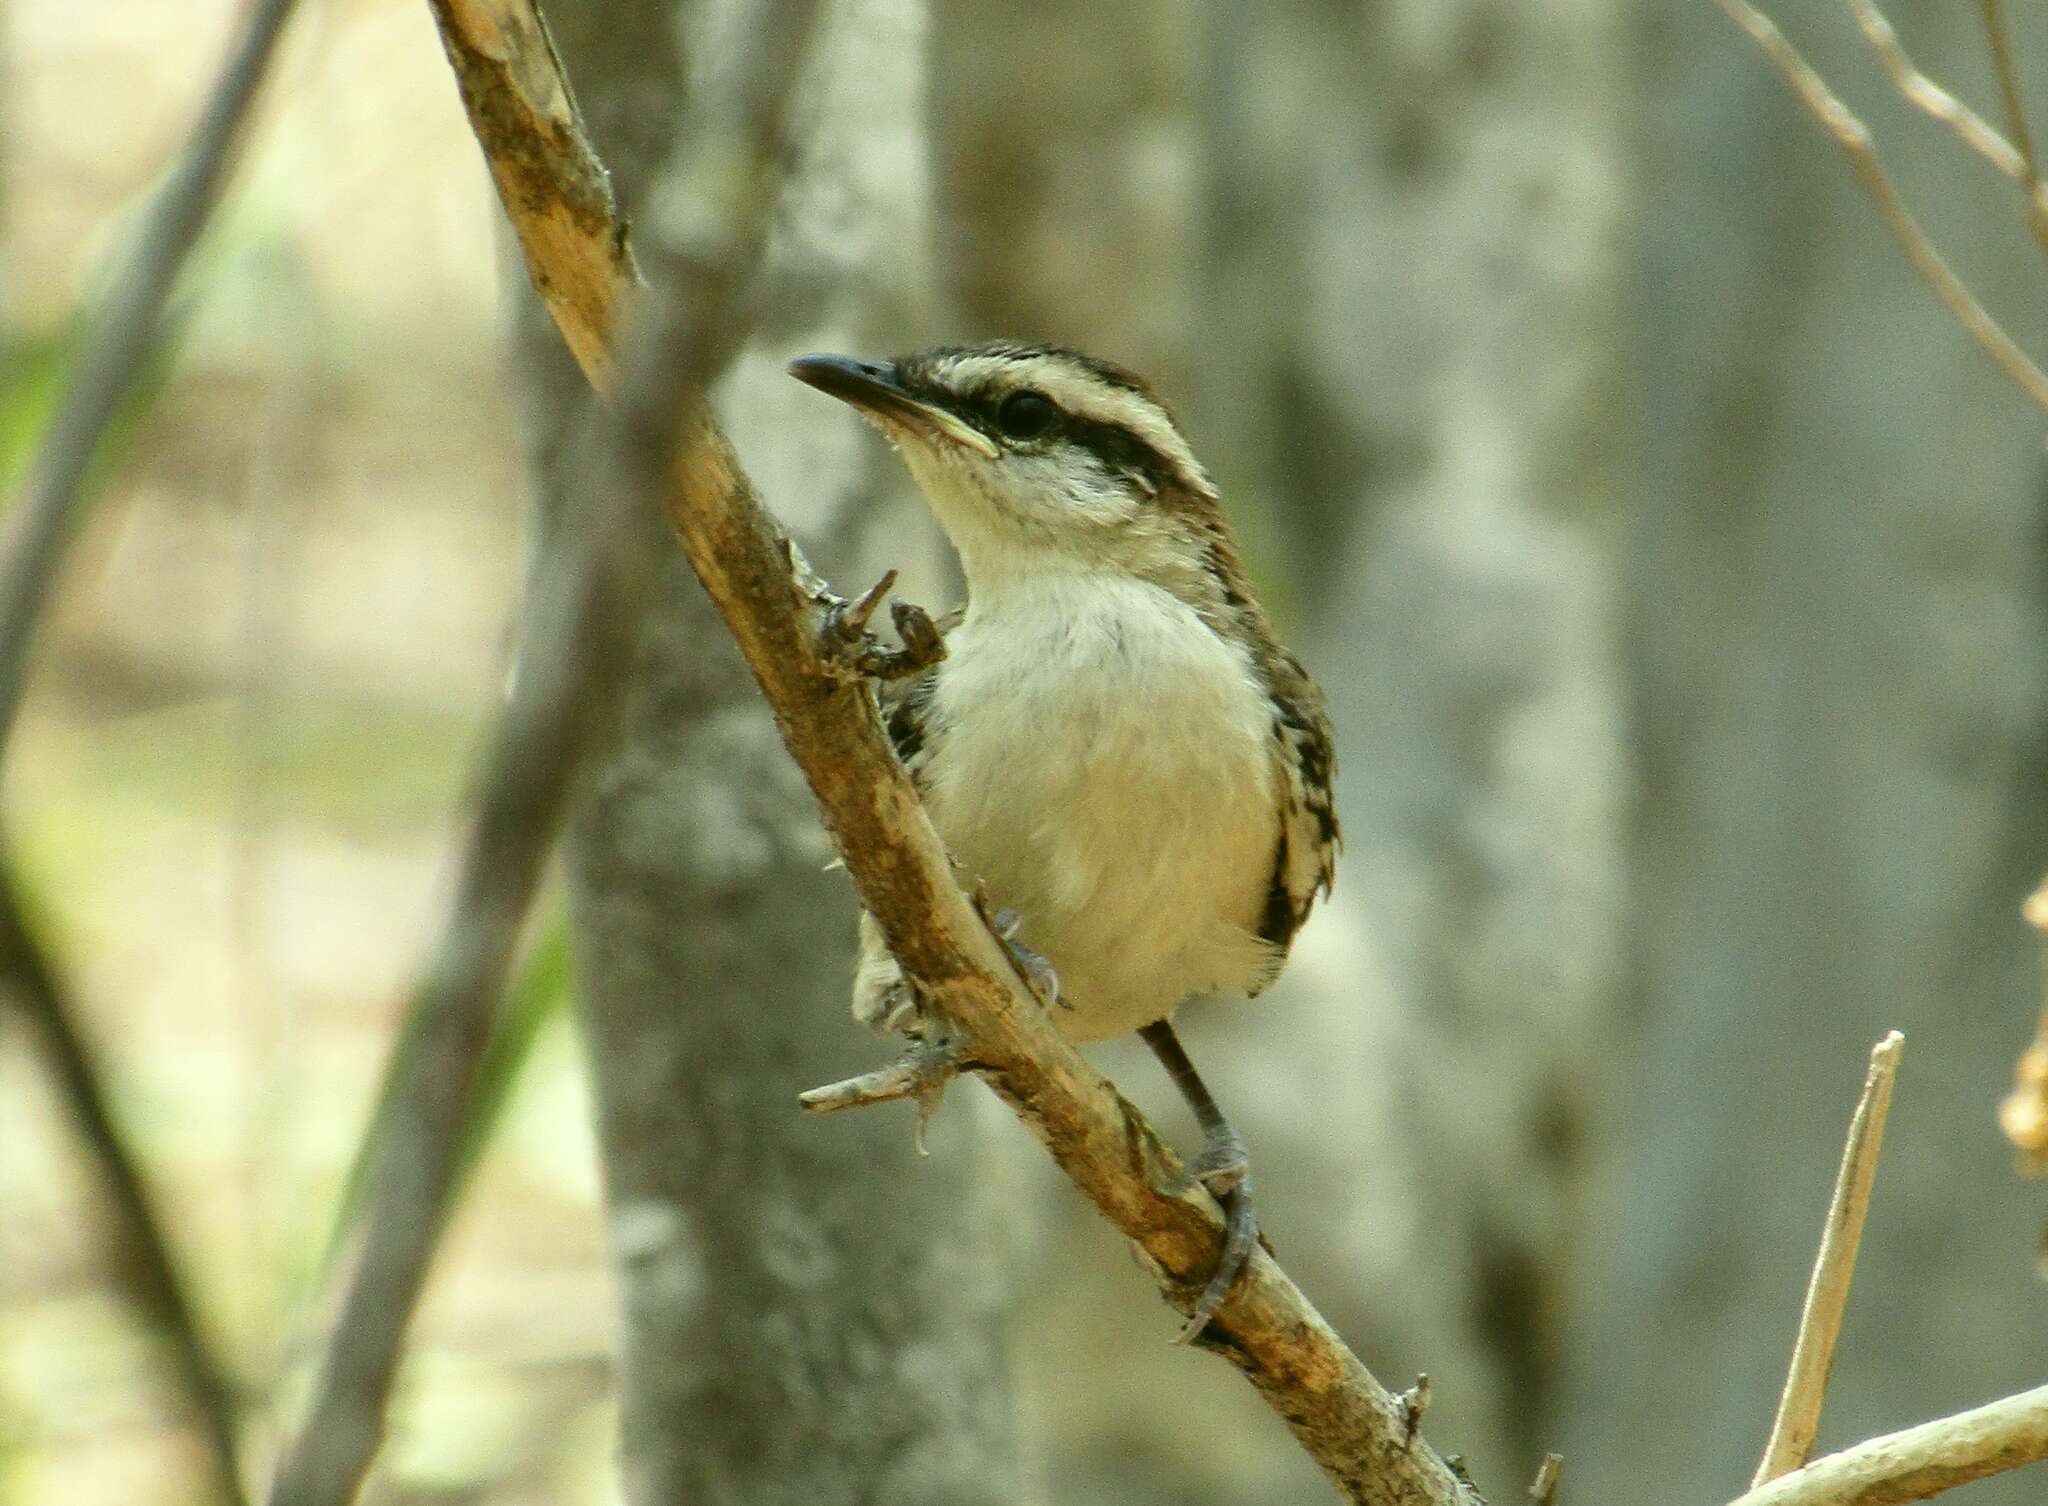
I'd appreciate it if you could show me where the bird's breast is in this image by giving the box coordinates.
[918,575,1280,1039]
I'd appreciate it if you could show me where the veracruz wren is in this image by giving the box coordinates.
[790,342,1338,1339]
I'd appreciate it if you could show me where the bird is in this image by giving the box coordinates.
[788,342,1337,1340]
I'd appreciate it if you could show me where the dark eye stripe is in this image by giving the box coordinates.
[1060,414,1173,494]
[897,364,1186,494]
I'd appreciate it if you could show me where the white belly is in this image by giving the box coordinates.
[919,575,1280,1041]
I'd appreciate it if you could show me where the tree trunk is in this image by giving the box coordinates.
[516,3,1017,1502]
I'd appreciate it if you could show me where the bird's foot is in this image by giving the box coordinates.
[1174,1125,1258,1345]
[987,904,1067,1011]
[854,972,920,1036]
[798,1029,971,1155]
[818,568,946,682]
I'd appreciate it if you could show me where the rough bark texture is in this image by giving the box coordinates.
[517,2,1018,1503]
[1558,5,2048,1502]
[427,0,636,392]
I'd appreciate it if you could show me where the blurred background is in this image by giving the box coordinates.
[3,0,2045,1503]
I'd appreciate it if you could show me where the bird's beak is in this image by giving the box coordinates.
[787,353,999,459]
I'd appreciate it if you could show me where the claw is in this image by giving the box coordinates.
[891,599,945,669]
[989,906,1065,1009]
[1174,1175,1258,1344]
[817,571,946,682]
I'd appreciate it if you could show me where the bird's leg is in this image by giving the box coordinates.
[816,567,946,682]
[1139,1019,1257,1344]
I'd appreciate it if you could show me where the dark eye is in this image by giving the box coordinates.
[996,390,1056,440]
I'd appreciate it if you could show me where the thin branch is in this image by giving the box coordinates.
[0,847,247,1506]
[1727,1380,2048,1506]
[262,396,648,1506]
[424,0,639,392]
[1715,0,2048,416]
[0,0,302,765]
[1753,1032,1905,1485]
[263,7,822,1504]
[1976,0,2048,256]
[1845,1,2026,180]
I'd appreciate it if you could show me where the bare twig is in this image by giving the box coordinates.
[1753,1031,1905,1485]
[424,0,639,391]
[263,397,649,1506]
[263,6,821,1505]
[0,850,247,1506]
[798,1045,967,1117]
[1527,1454,1562,1506]
[0,0,301,764]
[1976,0,2048,255]
[1715,0,2048,416]
[1845,1,2026,180]
[1728,1380,2048,1506]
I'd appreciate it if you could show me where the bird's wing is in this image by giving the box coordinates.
[1250,644,1339,988]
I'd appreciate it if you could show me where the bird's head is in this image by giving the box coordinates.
[789,342,1228,596]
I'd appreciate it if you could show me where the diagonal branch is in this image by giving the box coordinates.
[411,1,1477,1502]
[1715,0,2048,415]
[424,0,639,392]
[262,388,649,1506]
[0,0,302,765]
[1845,0,2028,181]
[1975,0,2048,256]
[1752,1032,1904,1485]
[1727,1380,2048,1506]
[0,847,247,1506]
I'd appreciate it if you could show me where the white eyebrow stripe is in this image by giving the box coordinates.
[938,351,1213,496]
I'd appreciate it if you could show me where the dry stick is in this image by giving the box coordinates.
[1976,0,2048,256]
[261,407,647,1506]
[1845,0,2026,180]
[1727,1380,2048,1506]
[0,858,248,1506]
[1715,0,2048,417]
[263,6,821,1505]
[0,0,301,762]
[425,0,639,392]
[1753,1032,1905,1486]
